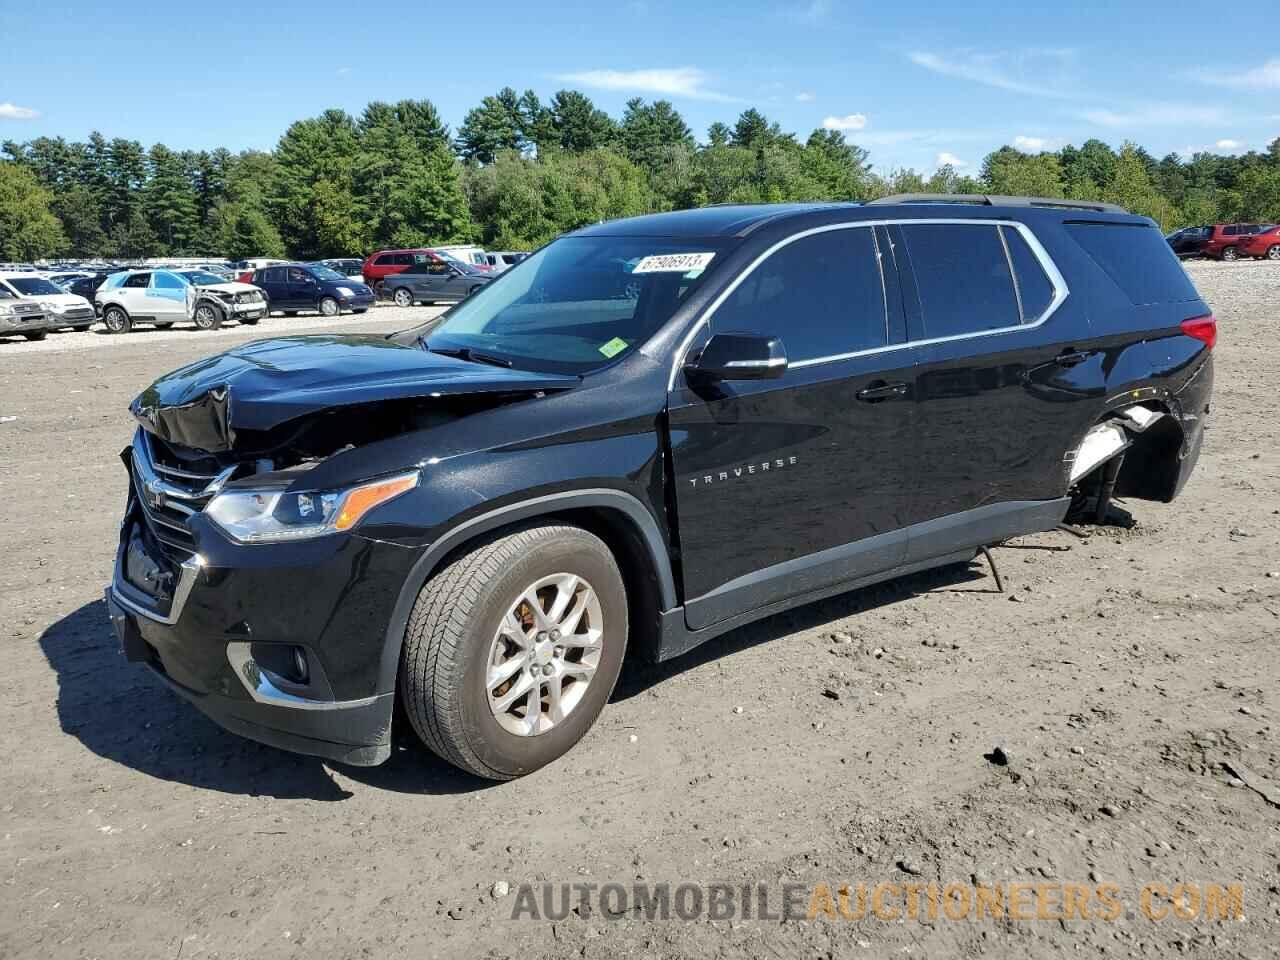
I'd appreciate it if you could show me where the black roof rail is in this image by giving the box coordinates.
[865,193,1128,215]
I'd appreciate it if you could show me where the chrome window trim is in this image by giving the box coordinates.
[667,217,1070,389]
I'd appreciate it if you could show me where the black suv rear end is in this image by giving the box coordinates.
[105,196,1214,779]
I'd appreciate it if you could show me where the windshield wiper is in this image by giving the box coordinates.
[427,345,513,368]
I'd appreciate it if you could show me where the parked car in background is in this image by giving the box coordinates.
[1165,226,1209,258]
[316,258,365,284]
[230,258,288,282]
[250,263,375,316]
[433,244,493,271]
[47,271,94,288]
[1201,223,1267,261]
[0,277,55,341]
[483,251,528,272]
[380,256,494,306]
[0,273,95,330]
[1240,224,1280,260]
[65,271,122,311]
[96,269,267,333]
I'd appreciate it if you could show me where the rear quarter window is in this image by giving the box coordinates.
[1066,223,1198,305]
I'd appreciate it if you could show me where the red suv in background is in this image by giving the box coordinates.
[362,249,456,289]
[1201,223,1267,261]
[1240,224,1280,260]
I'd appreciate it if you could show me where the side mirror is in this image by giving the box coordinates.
[687,333,788,382]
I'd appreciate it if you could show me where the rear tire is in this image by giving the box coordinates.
[1267,245,1280,261]
[399,524,628,780]
[1221,246,1240,261]
[103,306,132,334]
[22,330,47,342]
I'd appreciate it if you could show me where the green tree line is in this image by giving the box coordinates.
[4,89,1280,262]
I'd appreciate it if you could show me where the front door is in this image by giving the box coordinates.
[286,267,316,309]
[892,220,1090,562]
[148,271,189,321]
[667,224,915,631]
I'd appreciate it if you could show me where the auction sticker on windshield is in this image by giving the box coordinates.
[632,252,716,275]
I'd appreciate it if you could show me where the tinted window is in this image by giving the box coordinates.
[428,261,450,275]
[374,254,394,265]
[1067,223,1198,305]
[712,226,887,361]
[1000,226,1055,322]
[123,273,150,288]
[287,267,310,282]
[901,223,1018,338]
[153,272,184,289]
[394,253,414,266]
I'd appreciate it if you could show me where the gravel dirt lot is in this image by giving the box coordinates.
[1,263,1277,959]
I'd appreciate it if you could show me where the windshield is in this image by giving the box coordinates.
[415,236,730,374]
[180,271,225,285]
[307,265,347,281]
[10,277,64,296]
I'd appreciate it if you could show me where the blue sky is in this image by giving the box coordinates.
[2,0,1277,172]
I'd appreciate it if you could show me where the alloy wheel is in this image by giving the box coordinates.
[1268,245,1280,261]
[485,573,604,737]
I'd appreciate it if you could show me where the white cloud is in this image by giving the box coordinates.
[822,113,867,131]
[795,92,816,102]
[1198,58,1280,90]
[1215,138,1242,149]
[935,151,967,169]
[556,67,736,102]
[907,50,1074,99]
[0,102,39,120]
[1079,104,1227,128]
[1013,135,1046,151]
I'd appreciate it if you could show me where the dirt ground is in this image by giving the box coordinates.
[1,262,1277,959]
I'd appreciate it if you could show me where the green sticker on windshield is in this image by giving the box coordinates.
[599,337,629,358]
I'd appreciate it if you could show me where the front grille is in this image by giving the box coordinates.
[62,307,93,320]
[129,431,235,561]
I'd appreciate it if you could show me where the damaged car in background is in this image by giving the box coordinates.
[96,268,267,333]
[104,195,1214,780]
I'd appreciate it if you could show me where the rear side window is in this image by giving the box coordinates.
[394,253,415,266]
[123,273,150,288]
[1000,226,1055,322]
[713,226,887,361]
[901,223,1019,338]
[374,254,394,265]
[1067,223,1198,305]
[1223,225,1237,236]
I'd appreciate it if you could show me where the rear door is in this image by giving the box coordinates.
[119,272,152,316]
[893,220,1085,561]
[257,267,287,308]
[668,224,914,630]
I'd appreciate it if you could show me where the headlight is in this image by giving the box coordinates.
[205,471,419,543]
[336,286,354,297]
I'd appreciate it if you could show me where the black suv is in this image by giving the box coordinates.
[105,196,1215,779]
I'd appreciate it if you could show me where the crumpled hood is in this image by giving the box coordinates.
[193,281,261,295]
[130,334,578,452]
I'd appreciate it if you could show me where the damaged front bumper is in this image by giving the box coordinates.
[104,498,420,766]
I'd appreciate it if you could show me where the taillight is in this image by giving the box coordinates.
[1180,315,1217,351]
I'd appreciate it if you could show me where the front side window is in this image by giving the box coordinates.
[900,223,1019,338]
[288,267,310,283]
[415,235,730,374]
[712,226,888,361]
[152,272,185,290]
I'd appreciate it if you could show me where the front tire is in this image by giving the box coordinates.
[193,303,223,330]
[1221,246,1240,261]
[399,524,628,780]
[392,287,414,308]
[319,296,340,317]
[103,306,132,334]
[22,330,47,342]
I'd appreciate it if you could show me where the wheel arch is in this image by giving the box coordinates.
[375,489,678,695]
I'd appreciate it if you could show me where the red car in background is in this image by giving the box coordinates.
[1201,223,1268,261]
[1240,224,1280,261]
[362,249,461,289]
